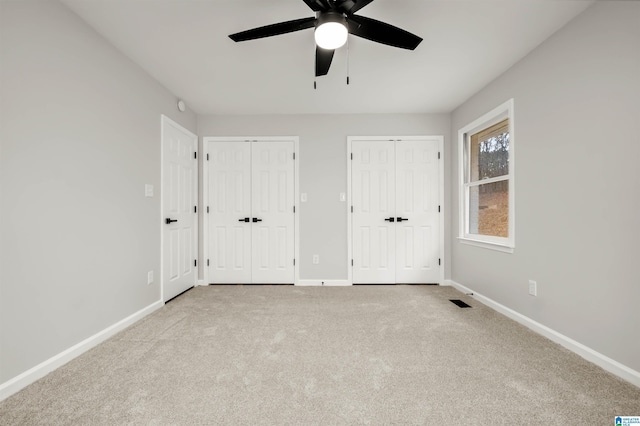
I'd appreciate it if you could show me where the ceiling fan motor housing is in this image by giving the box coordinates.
[315,11,349,49]
[316,10,347,28]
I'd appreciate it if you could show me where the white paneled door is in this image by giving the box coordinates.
[207,142,252,283]
[352,138,441,284]
[251,142,295,283]
[162,116,198,301]
[351,141,397,283]
[206,140,295,284]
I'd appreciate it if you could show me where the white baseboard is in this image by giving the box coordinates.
[0,300,164,402]
[197,279,207,286]
[448,280,640,388]
[296,280,352,286]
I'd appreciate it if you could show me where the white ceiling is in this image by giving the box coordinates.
[61,0,593,115]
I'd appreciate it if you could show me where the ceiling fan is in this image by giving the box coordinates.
[228,0,423,78]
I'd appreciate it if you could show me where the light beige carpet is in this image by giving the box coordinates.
[1,285,638,425]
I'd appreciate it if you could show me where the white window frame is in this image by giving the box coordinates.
[458,99,515,253]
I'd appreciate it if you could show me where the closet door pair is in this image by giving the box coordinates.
[352,139,440,284]
[207,141,294,284]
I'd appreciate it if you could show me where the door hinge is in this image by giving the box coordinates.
[293,206,296,213]
[438,205,441,213]
[351,205,353,213]
[194,152,197,159]
[207,259,210,266]
[194,206,197,213]
[438,151,441,160]
[293,152,296,160]
[439,258,441,266]
[351,259,354,266]
[206,153,209,161]
[351,153,353,160]
[194,259,197,267]
[293,258,296,266]
[207,206,210,213]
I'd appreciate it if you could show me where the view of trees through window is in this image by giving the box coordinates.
[475,133,509,180]
[469,119,510,238]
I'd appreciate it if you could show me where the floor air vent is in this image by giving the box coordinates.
[450,299,472,308]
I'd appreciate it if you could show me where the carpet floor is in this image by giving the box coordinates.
[0,285,638,425]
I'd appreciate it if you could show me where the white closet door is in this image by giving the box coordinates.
[352,141,396,284]
[208,142,252,284]
[251,142,295,283]
[395,140,440,283]
[162,117,198,301]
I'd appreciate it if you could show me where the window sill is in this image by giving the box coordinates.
[457,237,514,254]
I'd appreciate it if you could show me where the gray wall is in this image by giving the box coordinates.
[198,114,451,281]
[450,2,640,371]
[0,0,197,382]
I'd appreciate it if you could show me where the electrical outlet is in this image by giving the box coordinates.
[148,270,154,285]
[312,255,320,264]
[339,192,346,202]
[528,280,537,296]
[301,193,308,202]
[145,184,154,198]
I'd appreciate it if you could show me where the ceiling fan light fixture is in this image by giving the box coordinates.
[314,12,348,50]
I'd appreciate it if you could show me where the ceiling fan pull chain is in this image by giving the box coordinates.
[346,36,350,85]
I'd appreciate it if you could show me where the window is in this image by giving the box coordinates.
[458,99,514,252]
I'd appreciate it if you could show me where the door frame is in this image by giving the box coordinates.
[202,136,300,285]
[160,115,198,302]
[347,136,445,285]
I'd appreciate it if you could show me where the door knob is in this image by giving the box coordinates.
[252,218,263,222]
[384,217,395,222]
[165,218,178,224]
[238,218,250,222]
[396,217,409,222]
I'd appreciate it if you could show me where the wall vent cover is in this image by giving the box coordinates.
[450,299,472,308]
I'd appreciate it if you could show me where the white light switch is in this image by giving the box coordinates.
[301,193,308,202]
[145,184,154,198]
[147,270,154,285]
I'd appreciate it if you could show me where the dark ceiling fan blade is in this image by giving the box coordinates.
[302,0,331,12]
[347,15,422,50]
[315,47,335,76]
[337,0,375,15]
[229,17,316,42]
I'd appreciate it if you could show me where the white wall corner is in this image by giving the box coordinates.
[448,280,640,388]
[197,280,207,286]
[0,300,164,402]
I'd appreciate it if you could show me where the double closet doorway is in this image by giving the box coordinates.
[203,137,299,285]
[348,137,443,285]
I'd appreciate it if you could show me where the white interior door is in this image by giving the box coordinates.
[251,142,295,283]
[351,138,441,284]
[205,139,295,284]
[395,140,440,283]
[208,142,252,284]
[162,116,197,301]
[352,141,396,284]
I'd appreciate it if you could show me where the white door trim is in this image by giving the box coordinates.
[347,136,445,285]
[160,115,198,302]
[202,136,300,285]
